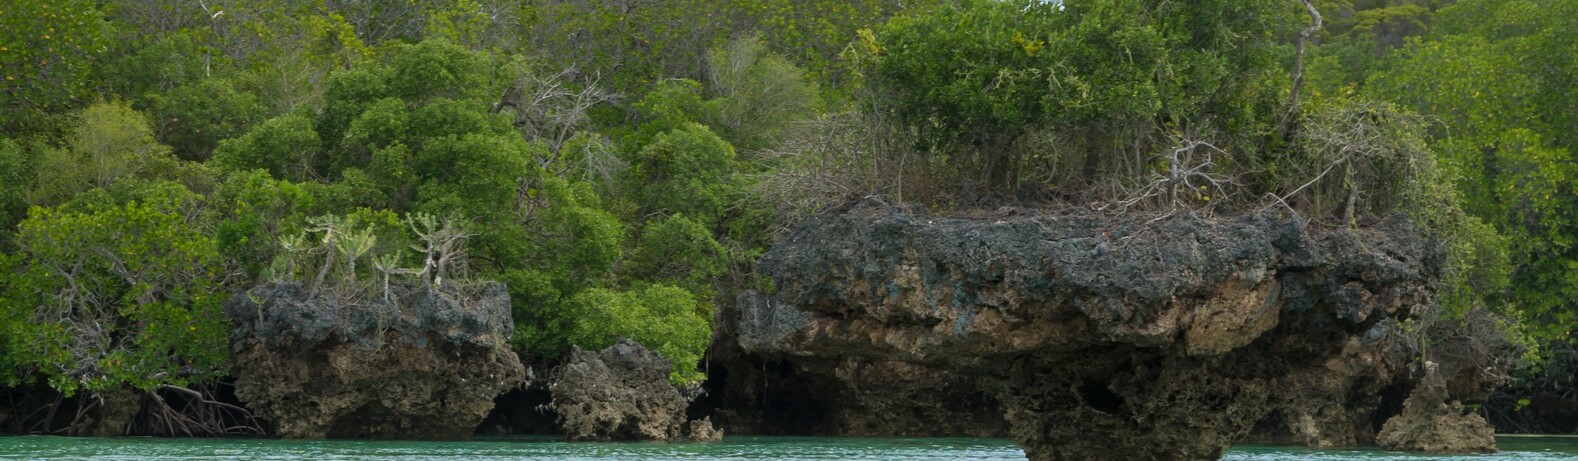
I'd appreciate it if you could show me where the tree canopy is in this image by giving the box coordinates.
[0,0,1572,412]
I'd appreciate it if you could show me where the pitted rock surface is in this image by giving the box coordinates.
[727,201,1444,461]
[226,282,524,439]
[1376,365,1498,453]
[551,339,688,441]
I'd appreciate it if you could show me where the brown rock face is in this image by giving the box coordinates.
[226,282,524,439]
[551,339,688,441]
[1377,365,1497,453]
[727,202,1445,461]
[688,417,724,442]
[1246,334,1402,448]
[1250,307,1516,449]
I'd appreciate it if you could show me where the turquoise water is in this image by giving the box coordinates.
[1229,436,1578,460]
[0,435,1573,460]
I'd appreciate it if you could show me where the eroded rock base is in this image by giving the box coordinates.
[711,355,1009,437]
[688,417,724,442]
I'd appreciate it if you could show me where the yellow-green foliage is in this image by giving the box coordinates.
[0,0,111,134]
[1362,0,1578,344]
[564,285,714,384]
[24,102,213,207]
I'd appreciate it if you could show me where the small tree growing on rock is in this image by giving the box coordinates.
[1282,101,1423,227]
[371,253,402,303]
[307,215,345,291]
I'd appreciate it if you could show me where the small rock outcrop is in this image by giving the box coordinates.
[727,201,1446,461]
[551,339,688,441]
[1377,365,1498,453]
[688,417,724,442]
[226,282,524,439]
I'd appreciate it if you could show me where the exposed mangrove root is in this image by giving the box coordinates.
[62,393,102,435]
[21,393,66,435]
[130,384,266,437]
[19,389,132,437]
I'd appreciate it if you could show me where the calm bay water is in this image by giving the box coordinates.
[0,435,1573,460]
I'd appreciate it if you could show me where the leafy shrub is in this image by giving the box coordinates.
[564,285,713,384]
[0,182,228,394]
[150,79,266,161]
[628,123,740,228]
[628,214,728,297]
[211,113,322,182]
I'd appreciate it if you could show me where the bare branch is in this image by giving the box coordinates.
[1280,0,1324,140]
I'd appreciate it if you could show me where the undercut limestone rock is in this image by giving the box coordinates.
[726,201,1446,461]
[226,282,524,439]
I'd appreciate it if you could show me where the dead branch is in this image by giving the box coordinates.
[1096,139,1235,213]
[499,65,618,166]
[1280,0,1324,140]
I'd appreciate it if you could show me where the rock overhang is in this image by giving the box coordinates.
[732,201,1443,460]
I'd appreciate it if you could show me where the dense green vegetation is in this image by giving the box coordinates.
[0,0,1573,418]
[1306,0,1578,408]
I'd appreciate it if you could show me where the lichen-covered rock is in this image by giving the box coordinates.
[226,282,524,439]
[1377,365,1497,453]
[551,339,687,441]
[726,201,1446,461]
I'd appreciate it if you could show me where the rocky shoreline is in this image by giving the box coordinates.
[0,203,1534,459]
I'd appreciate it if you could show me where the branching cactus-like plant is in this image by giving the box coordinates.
[335,226,377,286]
[406,213,472,288]
[306,215,344,291]
[269,232,310,283]
[371,253,402,302]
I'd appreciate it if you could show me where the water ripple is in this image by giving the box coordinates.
[0,435,1573,460]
